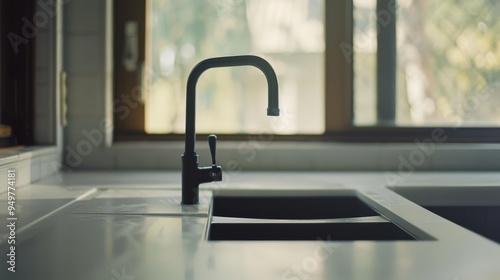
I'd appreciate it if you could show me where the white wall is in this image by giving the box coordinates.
[63,0,115,170]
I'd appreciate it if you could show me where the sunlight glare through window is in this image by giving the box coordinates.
[146,0,325,134]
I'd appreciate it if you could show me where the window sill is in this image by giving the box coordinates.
[103,141,500,171]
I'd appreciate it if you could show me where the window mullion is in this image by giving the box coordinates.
[325,0,354,132]
[376,0,397,125]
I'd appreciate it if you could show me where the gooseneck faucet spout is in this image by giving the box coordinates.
[182,55,280,205]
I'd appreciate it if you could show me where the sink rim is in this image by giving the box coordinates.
[205,188,438,241]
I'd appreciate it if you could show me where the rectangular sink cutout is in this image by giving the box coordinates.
[425,206,500,243]
[209,222,416,241]
[212,196,378,219]
[209,195,419,241]
[392,187,500,244]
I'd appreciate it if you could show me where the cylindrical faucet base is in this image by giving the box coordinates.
[181,154,200,205]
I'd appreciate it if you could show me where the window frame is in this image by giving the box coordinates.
[112,0,500,144]
[1,0,36,148]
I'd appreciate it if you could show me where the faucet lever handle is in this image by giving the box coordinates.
[208,134,217,166]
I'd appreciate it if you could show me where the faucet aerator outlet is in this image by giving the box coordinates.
[267,108,280,116]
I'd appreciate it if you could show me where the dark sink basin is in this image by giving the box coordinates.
[391,186,500,243]
[209,222,416,241]
[212,195,378,219]
[209,195,420,241]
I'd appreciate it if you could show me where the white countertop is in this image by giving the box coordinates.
[1,171,500,280]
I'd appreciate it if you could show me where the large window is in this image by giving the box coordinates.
[147,0,324,135]
[114,0,324,138]
[114,0,500,142]
[354,0,500,126]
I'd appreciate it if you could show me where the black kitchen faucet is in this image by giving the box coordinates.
[182,55,280,205]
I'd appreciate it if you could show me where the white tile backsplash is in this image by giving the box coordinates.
[64,34,101,73]
[116,151,161,170]
[432,148,500,171]
[66,74,103,118]
[64,0,102,34]
[64,122,106,155]
[0,161,30,189]
[41,154,61,179]
[30,157,42,183]
[34,116,54,144]
[62,0,110,169]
